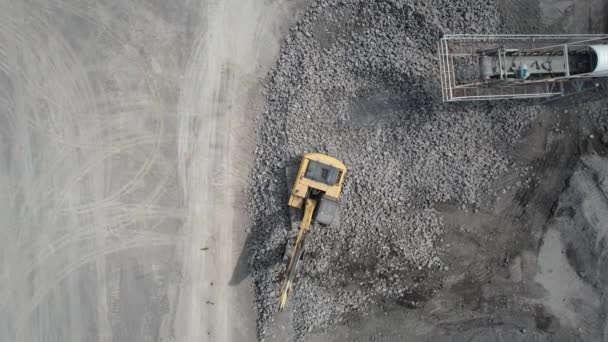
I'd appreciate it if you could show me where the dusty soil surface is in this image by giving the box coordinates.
[246,0,608,341]
[301,96,608,342]
[0,1,306,341]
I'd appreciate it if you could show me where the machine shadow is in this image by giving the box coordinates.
[229,156,300,286]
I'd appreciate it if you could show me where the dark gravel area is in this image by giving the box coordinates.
[247,0,537,340]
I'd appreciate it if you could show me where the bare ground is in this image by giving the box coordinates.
[0,0,308,341]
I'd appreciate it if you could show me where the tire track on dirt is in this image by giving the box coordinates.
[173,1,299,340]
[0,4,26,339]
[14,235,177,341]
[6,5,115,340]
[0,203,185,306]
[174,0,237,339]
[1,1,173,340]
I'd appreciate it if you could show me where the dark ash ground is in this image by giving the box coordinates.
[246,0,608,341]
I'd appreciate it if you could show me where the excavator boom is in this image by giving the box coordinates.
[278,198,317,311]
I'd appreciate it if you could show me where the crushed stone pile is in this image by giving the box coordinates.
[247,0,537,340]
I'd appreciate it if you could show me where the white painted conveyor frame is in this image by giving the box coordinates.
[438,34,608,102]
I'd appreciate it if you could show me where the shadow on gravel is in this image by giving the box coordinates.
[230,156,300,286]
[229,233,255,285]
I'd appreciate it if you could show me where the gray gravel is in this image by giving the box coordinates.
[247,0,537,340]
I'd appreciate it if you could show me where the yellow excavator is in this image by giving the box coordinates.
[278,153,347,311]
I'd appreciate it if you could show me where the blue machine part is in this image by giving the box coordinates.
[516,64,529,80]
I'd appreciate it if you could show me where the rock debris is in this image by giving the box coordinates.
[247,0,536,340]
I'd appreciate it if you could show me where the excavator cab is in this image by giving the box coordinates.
[279,153,347,310]
[288,153,347,225]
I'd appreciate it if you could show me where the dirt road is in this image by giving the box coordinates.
[0,1,304,341]
[173,1,307,341]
